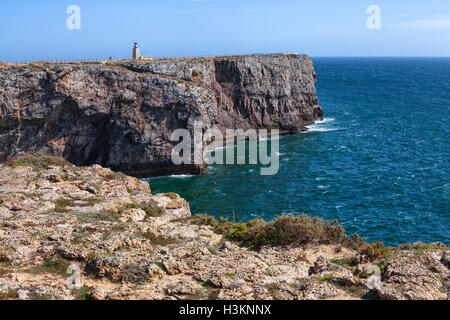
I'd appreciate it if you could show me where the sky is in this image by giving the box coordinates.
[0,0,449,61]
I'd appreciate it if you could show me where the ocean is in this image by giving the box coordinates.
[147,57,450,246]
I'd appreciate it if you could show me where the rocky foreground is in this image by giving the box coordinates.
[0,155,448,300]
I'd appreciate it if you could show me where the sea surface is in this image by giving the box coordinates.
[147,58,450,246]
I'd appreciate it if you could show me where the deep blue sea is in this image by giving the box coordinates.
[148,58,450,246]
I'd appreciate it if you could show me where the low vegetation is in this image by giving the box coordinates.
[141,201,166,217]
[54,197,74,213]
[120,264,151,285]
[81,209,121,222]
[359,241,390,259]
[188,287,209,300]
[28,255,71,276]
[330,258,359,267]
[72,287,92,300]
[190,213,424,260]
[0,256,11,266]
[191,214,350,250]
[0,289,18,300]
[411,242,447,251]
[5,153,71,170]
[142,231,177,246]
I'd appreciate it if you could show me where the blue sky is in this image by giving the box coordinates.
[1,0,449,61]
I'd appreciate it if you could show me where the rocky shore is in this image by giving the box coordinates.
[0,54,323,177]
[0,155,448,300]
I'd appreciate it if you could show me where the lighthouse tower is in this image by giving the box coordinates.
[132,42,141,60]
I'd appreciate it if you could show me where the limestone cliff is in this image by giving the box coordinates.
[0,54,323,177]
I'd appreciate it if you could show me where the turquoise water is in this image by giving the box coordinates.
[148,58,450,246]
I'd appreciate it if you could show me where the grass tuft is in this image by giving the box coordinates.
[5,153,71,170]
[142,231,177,246]
[141,201,166,217]
[28,255,71,276]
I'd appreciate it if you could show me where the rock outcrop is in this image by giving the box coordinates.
[0,54,323,177]
[0,157,447,300]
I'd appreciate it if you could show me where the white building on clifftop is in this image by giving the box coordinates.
[132,42,141,60]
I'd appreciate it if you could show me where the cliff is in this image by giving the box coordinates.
[0,54,323,177]
[0,156,448,300]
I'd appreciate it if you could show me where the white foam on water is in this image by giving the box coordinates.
[166,174,194,178]
[306,126,341,132]
[314,117,335,124]
[306,117,341,132]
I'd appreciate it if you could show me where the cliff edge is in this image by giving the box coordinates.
[0,54,323,177]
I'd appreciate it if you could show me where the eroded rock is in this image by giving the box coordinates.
[0,54,323,177]
[0,160,447,300]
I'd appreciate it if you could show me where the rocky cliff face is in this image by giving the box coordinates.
[0,157,447,300]
[0,54,323,177]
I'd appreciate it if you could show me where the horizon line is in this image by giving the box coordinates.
[2,55,450,63]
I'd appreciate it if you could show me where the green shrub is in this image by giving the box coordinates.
[120,264,150,284]
[375,260,388,274]
[316,274,334,283]
[191,214,217,226]
[360,241,389,259]
[350,233,366,248]
[330,258,358,267]
[191,214,350,250]
[29,255,71,276]
[412,242,446,251]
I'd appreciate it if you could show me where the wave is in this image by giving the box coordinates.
[306,117,341,132]
[314,117,335,124]
[166,174,194,178]
[306,127,341,132]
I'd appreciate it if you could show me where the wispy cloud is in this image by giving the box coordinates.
[394,18,450,30]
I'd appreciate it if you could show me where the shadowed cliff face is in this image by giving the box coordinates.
[0,54,323,177]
